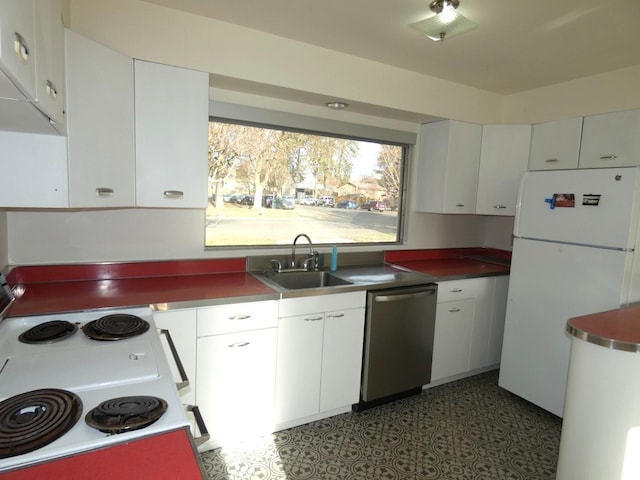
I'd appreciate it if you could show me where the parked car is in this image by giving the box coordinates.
[240,195,254,206]
[273,198,295,210]
[336,200,358,209]
[318,196,335,207]
[363,200,389,211]
[300,197,317,206]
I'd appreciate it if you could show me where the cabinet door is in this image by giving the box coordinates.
[469,277,493,370]
[197,328,277,447]
[0,131,68,207]
[417,120,482,214]
[529,118,582,171]
[476,125,531,216]
[431,298,474,381]
[65,30,135,208]
[275,314,324,424]
[579,109,640,168]
[154,309,197,406]
[487,275,509,365]
[320,307,365,412]
[33,0,65,131]
[134,60,209,208]
[0,0,36,100]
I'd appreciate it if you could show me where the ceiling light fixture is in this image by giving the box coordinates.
[326,101,348,110]
[409,0,477,42]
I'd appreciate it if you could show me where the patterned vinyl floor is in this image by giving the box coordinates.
[199,370,562,480]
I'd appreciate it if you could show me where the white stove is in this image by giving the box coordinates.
[0,307,192,473]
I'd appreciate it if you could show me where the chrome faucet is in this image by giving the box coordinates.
[291,233,318,271]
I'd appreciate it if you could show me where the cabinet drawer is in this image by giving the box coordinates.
[197,300,278,336]
[437,279,477,303]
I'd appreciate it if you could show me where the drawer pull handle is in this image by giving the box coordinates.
[14,32,29,63]
[326,313,344,318]
[545,158,558,163]
[229,342,250,348]
[304,316,323,322]
[229,314,251,320]
[493,204,507,209]
[600,155,618,160]
[448,307,461,313]
[451,288,463,293]
[163,190,184,199]
[455,203,465,207]
[96,187,114,198]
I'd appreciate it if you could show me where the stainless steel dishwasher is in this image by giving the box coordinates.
[357,283,438,410]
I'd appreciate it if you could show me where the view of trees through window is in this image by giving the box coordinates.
[205,119,406,247]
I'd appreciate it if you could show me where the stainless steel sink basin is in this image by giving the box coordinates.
[264,271,353,290]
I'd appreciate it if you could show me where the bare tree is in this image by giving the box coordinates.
[376,144,403,205]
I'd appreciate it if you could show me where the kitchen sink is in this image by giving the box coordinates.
[263,271,353,290]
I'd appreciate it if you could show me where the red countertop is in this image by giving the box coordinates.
[567,305,640,352]
[3,248,511,317]
[386,248,511,278]
[4,258,278,317]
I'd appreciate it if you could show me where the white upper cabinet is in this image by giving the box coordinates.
[134,60,209,208]
[0,131,68,208]
[578,109,640,169]
[33,0,66,132]
[417,120,482,214]
[0,0,36,100]
[476,124,531,216]
[65,30,135,208]
[529,117,582,171]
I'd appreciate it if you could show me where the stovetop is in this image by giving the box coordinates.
[0,307,190,473]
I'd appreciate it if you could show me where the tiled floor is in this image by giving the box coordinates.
[200,370,562,479]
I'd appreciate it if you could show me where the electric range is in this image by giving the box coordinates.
[0,307,191,473]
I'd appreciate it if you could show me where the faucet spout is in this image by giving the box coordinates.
[291,233,315,269]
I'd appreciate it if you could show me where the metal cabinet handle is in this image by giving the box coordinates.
[599,155,618,160]
[185,405,210,447]
[545,158,558,163]
[229,314,251,320]
[450,288,463,293]
[45,80,58,100]
[326,313,344,318]
[95,187,114,198]
[448,307,461,312]
[455,203,465,207]
[493,204,507,209]
[158,328,190,391]
[14,32,29,63]
[228,341,250,348]
[163,190,184,199]
[304,316,323,321]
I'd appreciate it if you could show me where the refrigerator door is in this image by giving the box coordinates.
[499,238,632,417]
[514,167,640,249]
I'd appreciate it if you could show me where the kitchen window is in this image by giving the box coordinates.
[205,102,414,248]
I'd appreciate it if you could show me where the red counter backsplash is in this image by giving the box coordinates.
[385,247,511,263]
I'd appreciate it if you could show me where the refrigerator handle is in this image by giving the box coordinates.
[513,172,529,237]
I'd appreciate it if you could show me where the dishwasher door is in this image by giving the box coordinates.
[361,284,438,403]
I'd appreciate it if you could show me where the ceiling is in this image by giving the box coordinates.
[141,0,640,95]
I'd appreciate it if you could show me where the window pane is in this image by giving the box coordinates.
[205,120,406,247]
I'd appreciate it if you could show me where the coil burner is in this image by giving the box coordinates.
[85,396,167,434]
[82,314,150,341]
[18,320,78,344]
[0,389,83,459]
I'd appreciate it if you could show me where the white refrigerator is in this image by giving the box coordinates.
[499,167,640,417]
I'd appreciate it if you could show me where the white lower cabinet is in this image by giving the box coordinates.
[431,276,509,383]
[275,291,365,428]
[195,300,278,449]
